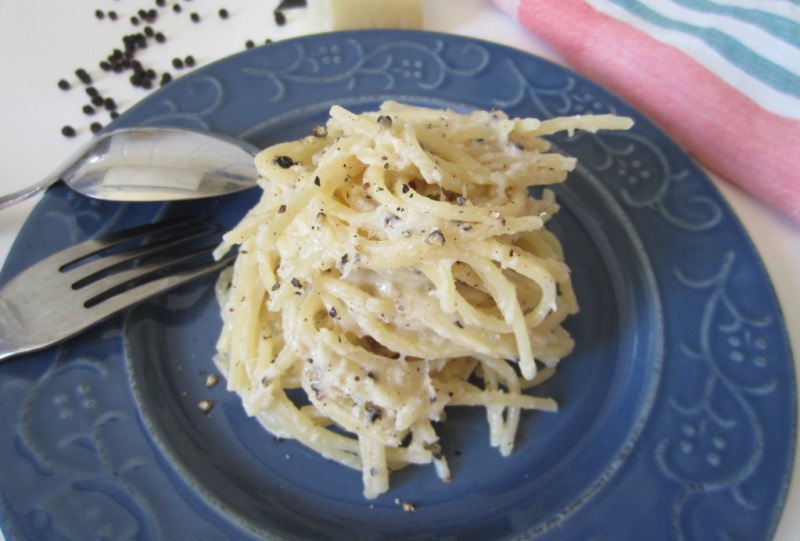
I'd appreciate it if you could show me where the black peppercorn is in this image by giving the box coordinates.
[171,57,184,69]
[245,40,255,49]
[219,8,229,19]
[57,79,70,90]
[190,12,200,22]
[61,125,77,137]
[82,105,96,115]
[274,156,296,168]
[90,122,103,134]
[276,0,308,9]
[75,68,91,84]
[184,55,195,67]
[95,9,105,20]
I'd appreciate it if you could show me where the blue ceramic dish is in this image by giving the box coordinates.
[0,30,794,541]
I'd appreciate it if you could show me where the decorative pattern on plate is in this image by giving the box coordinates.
[242,37,490,98]
[656,251,780,540]
[0,31,793,541]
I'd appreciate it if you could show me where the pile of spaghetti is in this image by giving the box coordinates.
[213,101,632,498]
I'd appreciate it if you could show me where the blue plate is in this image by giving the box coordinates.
[0,30,794,541]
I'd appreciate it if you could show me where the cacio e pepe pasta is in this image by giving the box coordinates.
[213,101,633,498]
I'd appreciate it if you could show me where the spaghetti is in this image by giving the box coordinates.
[213,101,632,498]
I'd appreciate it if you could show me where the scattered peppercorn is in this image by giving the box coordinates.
[57,1,290,140]
[75,68,92,84]
[273,10,287,26]
[245,39,255,49]
[278,0,307,9]
[90,121,103,134]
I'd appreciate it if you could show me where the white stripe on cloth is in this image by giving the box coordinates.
[706,0,800,20]
[583,0,800,119]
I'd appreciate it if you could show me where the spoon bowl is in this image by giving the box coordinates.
[0,127,260,209]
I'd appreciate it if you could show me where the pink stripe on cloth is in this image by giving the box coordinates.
[494,0,800,222]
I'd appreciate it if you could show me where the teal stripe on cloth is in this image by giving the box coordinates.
[671,0,800,47]
[606,0,800,98]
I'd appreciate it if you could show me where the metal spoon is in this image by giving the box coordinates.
[0,127,260,209]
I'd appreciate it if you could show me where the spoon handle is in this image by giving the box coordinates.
[0,136,92,210]
[0,175,57,210]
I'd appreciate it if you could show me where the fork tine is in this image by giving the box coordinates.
[51,214,211,270]
[79,242,219,308]
[79,251,236,323]
[69,220,220,290]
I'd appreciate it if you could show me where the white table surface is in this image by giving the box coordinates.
[0,1,797,540]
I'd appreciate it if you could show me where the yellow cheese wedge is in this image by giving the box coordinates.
[305,0,424,32]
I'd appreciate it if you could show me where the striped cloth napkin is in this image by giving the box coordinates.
[493,0,800,222]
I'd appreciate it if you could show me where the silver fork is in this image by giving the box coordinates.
[0,215,235,361]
